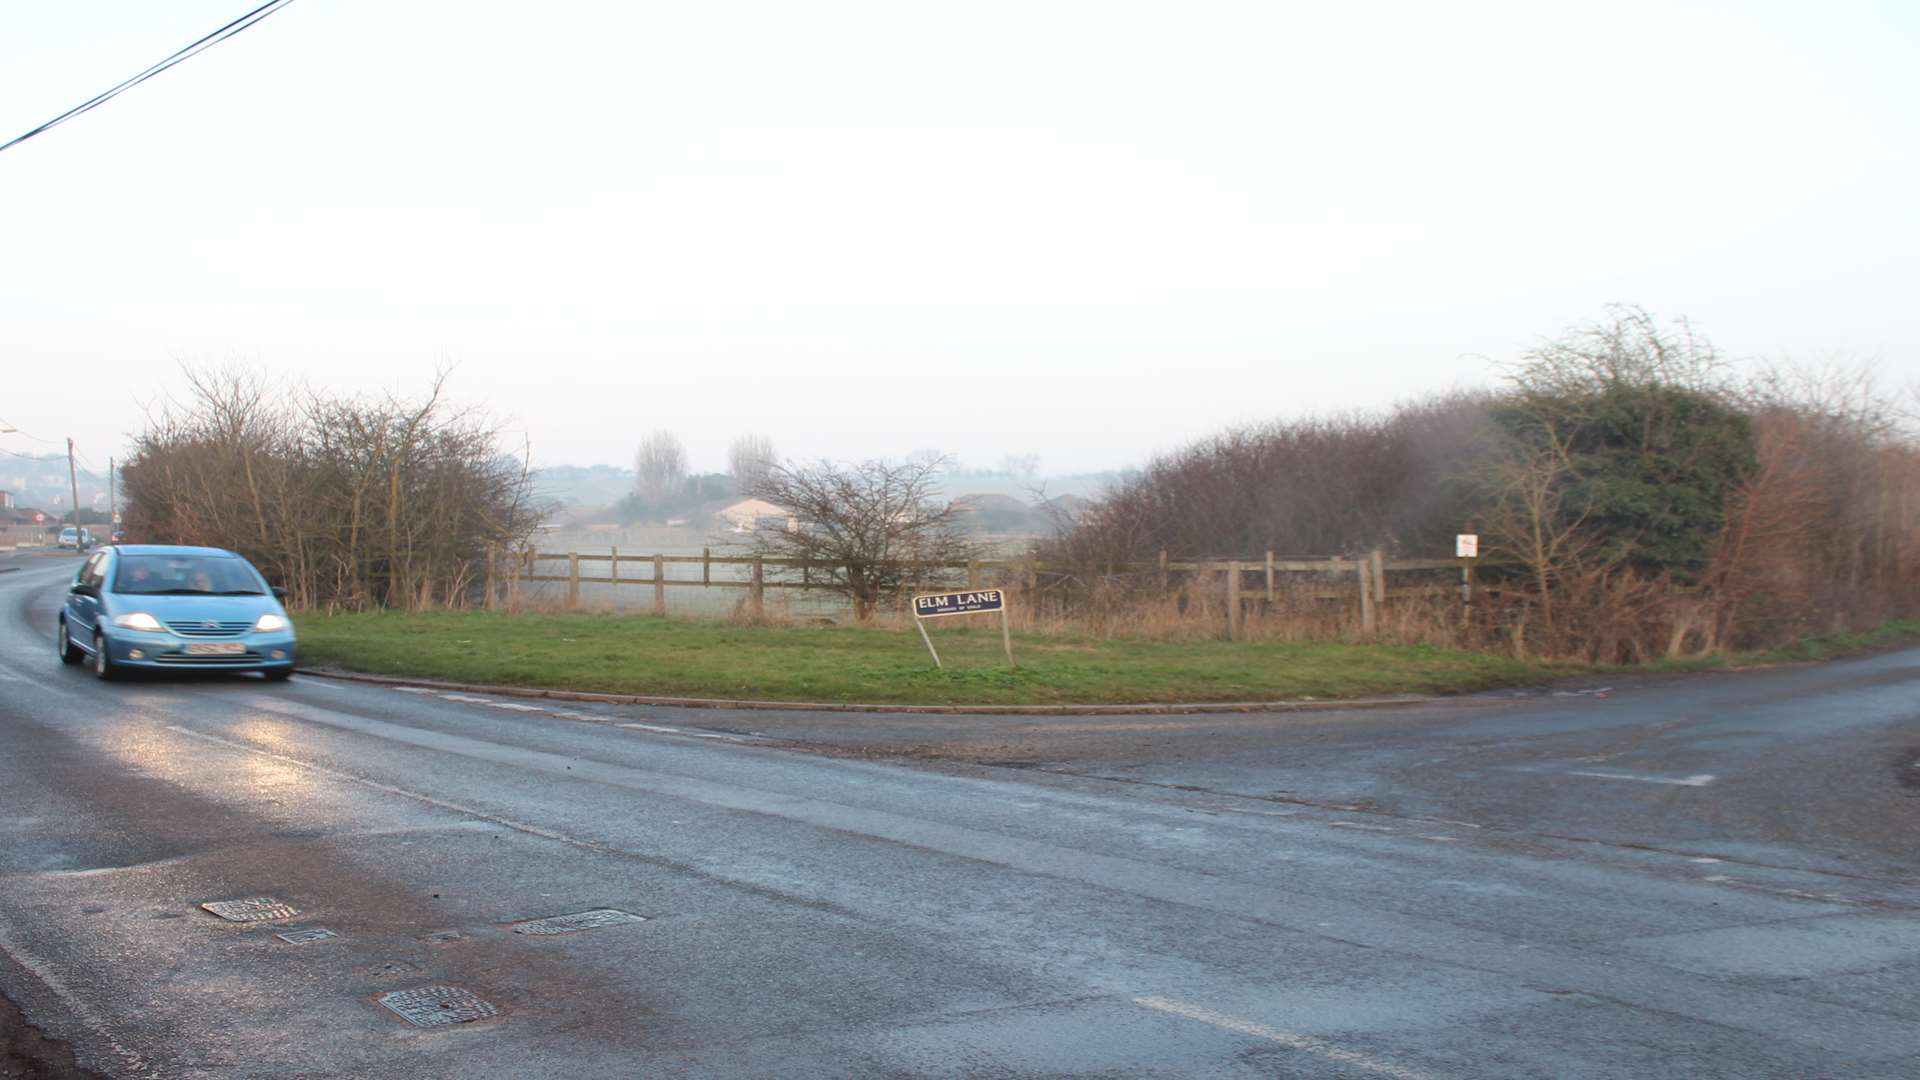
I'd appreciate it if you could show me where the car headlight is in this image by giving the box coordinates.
[112,612,165,632]
[255,613,289,632]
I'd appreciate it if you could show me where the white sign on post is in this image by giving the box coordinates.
[1456,534,1479,558]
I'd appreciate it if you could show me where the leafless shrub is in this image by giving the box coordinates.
[743,456,981,621]
[123,367,537,610]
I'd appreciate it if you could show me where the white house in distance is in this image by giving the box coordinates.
[715,498,797,534]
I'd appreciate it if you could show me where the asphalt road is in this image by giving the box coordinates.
[1,553,1917,1078]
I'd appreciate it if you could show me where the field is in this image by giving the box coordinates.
[294,610,1561,707]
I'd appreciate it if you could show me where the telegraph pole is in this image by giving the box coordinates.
[109,457,116,535]
[67,438,82,551]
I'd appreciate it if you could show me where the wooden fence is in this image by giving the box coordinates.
[486,546,1474,637]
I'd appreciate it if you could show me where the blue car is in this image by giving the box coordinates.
[58,545,296,681]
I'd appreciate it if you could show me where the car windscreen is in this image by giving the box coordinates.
[112,555,264,596]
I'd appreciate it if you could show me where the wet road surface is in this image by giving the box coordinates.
[2,554,1917,1078]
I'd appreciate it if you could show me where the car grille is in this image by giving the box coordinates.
[165,620,255,637]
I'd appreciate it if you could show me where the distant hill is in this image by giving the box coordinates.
[0,452,110,514]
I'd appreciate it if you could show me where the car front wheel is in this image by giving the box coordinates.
[92,631,118,681]
[57,618,81,665]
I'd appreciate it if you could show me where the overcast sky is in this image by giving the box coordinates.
[2,0,1915,476]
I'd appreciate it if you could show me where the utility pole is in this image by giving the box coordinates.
[67,438,82,550]
[109,457,116,533]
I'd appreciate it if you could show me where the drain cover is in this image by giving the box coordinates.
[201,898,299,923]
[509,909,646,935]
[275,928,338,944]
[378,985,499,1028]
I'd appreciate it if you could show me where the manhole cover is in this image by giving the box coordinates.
[378,985,499,1028]
[201,898,299,923]
[275,928,339,944]
[509,909,647,936]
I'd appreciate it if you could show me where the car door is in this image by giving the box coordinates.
[68,551,106,641]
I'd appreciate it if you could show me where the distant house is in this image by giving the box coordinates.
[1039,494,1094,523]
[950,493,1040,534]
[715,498,797,534]
[0,490,12,509]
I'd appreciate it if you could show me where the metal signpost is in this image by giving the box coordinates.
[1456,534,1478,622]
[910,588,1015,669]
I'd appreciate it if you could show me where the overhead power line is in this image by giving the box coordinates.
[0,0,301,157]
[0,417,59,444]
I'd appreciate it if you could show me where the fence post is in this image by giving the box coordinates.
[1357,558,1375,634]
[567,552,580,609]
[751,555,765,619]
[1370,548,1387,610]
[610,545,619,586]
[1226,561,1243,640]
[1158,550,1169,592]
[508,549,522,611]
[967,559,980,588]
[702,547,711,586]
[484,544,497,611]
[1265,550,1275,604]
[653,553,666,616]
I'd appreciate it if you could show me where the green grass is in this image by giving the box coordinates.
[1753,618,1920,663]
[293,611,1562,706]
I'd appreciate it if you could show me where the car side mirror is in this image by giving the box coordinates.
[70,583,95,597]
[271,586,289,602]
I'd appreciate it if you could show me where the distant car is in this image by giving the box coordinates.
[109,529,126,544]
[57,545,296,681]
[57,526,92,549]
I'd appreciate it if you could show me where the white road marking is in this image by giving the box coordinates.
[165,725,607,850]
[1564,770,1715,787]
[1133,995,1433,1079]
[384,686,749,742]
[0,921,158,1077]
[1688,857,1723,864]
[1328,821,1396,832]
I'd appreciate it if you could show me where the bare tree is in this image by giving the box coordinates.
[1000,453,1041,482]
[123,365,536,611]
[633,430,687,502]
[744,456,979,621]
[727,433,777,491]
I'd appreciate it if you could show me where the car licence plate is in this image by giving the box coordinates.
[184,642,246,656]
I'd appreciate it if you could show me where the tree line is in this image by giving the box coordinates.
[1046,307,1920,660]
[122,369,538,610]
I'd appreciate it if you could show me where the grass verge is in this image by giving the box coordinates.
[294,611,1563,707]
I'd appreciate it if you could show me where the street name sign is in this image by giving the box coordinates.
[908,588,1014,668]
[913,589,1005,618]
